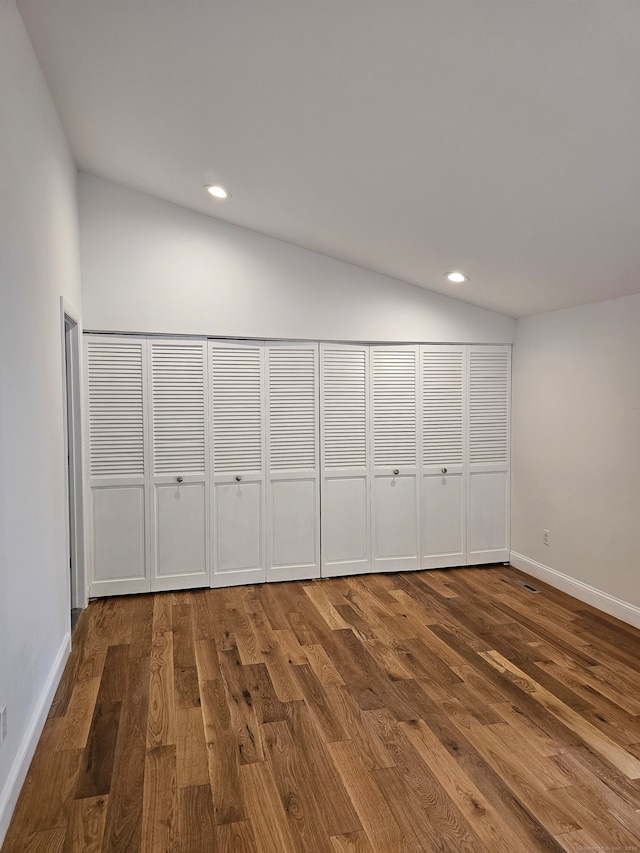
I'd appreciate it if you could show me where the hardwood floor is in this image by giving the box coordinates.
[3,565,640,852]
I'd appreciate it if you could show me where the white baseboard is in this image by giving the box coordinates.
[0,632,71,847]
[509,551,640,630]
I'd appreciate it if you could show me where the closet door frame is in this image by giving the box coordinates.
[148,337,210,592]
[320,342,371,578]
[85,334,512,597]
[85,334,152,597]
[265,340,321,583]
[210,339,267,588]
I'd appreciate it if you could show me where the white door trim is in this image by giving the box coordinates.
[60,297,87,610]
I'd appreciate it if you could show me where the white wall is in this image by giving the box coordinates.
[0,0,82,841]
[79,174,515,344]
[511,294,640,625]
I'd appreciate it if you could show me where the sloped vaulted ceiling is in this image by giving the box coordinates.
[17,0,640,317]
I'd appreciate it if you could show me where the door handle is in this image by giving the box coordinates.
[393,469,399,475]
[176,476,183,483]
[235,475,242,482]
[441,468,447,474]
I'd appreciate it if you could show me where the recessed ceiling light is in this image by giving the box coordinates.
[445,271,469,283]
[205,184,231,199]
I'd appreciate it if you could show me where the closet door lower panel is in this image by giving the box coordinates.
[212,475,266,588]
[269,474,319,582]
[152,478,208,590]
[421,466,466,568]
[322,474,369,577]
[372,472,419,571]
[90,479,149,595]
[468,465,509,563]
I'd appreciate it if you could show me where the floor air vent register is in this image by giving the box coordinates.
[508,577,540,593]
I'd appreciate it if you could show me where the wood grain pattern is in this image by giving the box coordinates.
[214,819,258,853]
[175,706,209,789]
[326,739,405,853]
[238,761,297,853]
[177,784,215,853]
[100,655,149,853]
[146,631,175,748]
[22,828,66,853]
[62,796,107,853]
[330,829,376,853]
[4,565,640,852]
[140,745,177,853]
[74,702,121,798]
[199,677,245,826]
[54,677,101,752]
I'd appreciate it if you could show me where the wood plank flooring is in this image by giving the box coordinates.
[4,565,640,852]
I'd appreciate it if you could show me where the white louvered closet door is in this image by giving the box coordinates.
[370,346,420,572]
[210,341,266,587]
[467,345,511,563]
[86,335,151,596]
[148,339,209,591]
[421,346,467,569]
[266,341,320,582]
[320,344,370,577]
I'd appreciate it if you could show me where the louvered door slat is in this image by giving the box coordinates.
[422,349,464,466]
[88,340,145,477]
[268,347,317,471]
[469,350,510,464]
[150,343,206,474]
[211,344,264,474]
[372,348,417,467]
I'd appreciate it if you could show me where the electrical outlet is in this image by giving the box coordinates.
[0,705,6,744]
[543,529,550,546]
